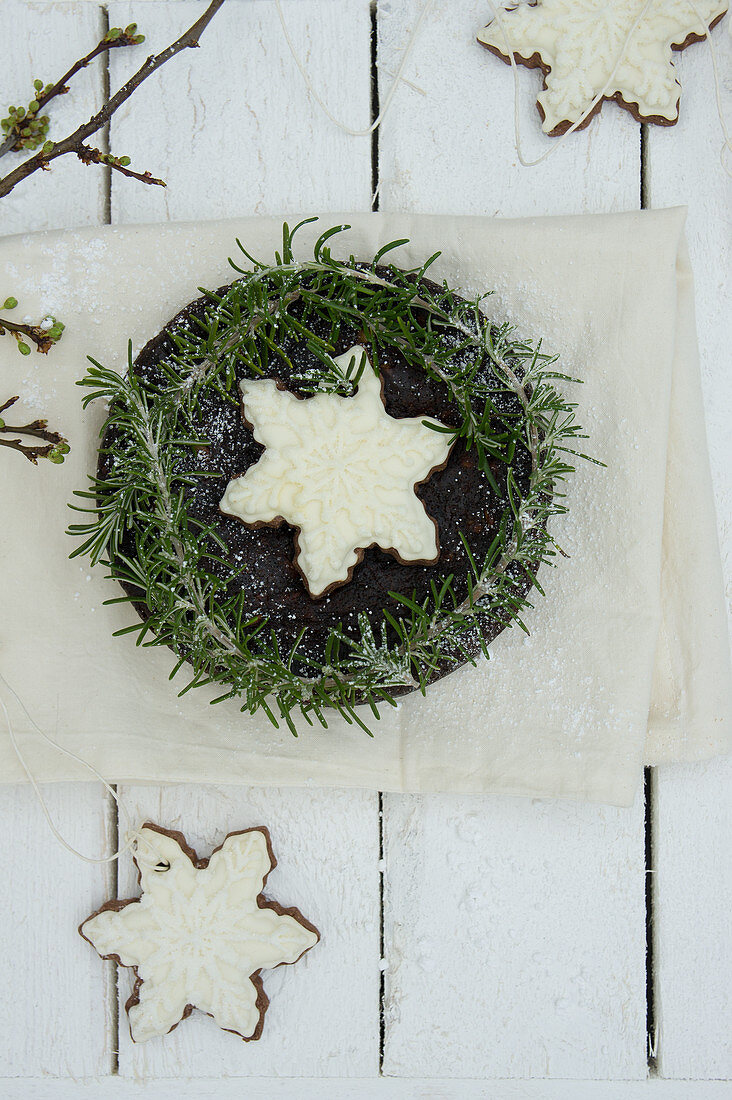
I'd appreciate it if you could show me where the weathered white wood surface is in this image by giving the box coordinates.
[107,0,373,223]
[0,0,729,1089]
[377,0,647,1081]
[646,27,732,1080]
[3,1077,732,1100]
[0,784,113,1077]
[0,0,106,235]
[376,0,641,217]
[381,792,647,1080]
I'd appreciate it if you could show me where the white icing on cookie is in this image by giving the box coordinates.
[220,346,454,598]
[478,0,728,133]
[80,826,318,1043]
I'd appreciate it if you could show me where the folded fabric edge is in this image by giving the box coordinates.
[644,235,732,764]
[4,205,691,249]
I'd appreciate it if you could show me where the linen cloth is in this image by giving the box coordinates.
[0,210,728,805]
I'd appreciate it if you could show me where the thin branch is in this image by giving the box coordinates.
[0,0,226,199]
[0,435,57,463]
[0,397,69,463]
[0,315,54,353]
[77,144,166,187]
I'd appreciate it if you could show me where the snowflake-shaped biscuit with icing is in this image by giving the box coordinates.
[80,824,319,1043]
[478,0,728,135]
[220,346,454,598]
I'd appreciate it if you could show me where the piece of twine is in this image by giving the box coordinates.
[488,0,731,176]
[274,0,435,139]
[0,670,158,868]
[277,0,730,178]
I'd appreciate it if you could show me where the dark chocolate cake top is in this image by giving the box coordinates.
[115,277,532,678]
[74,226,579,733]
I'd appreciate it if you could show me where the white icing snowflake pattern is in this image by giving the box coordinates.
[478,0,728,133]
[80,825,319,1043]
[220,346,454,598]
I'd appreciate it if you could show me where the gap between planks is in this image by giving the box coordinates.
[639,123,657,1078]
[371,0,387,1078]
[101,0,120,1071]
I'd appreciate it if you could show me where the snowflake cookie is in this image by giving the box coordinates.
[478,0,728,135]
[79,823,319,1043]
[220,346,454,598]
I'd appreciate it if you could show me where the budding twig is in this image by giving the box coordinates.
[76,144,166,187]
[0,397,70,464]
[0,25,146,160]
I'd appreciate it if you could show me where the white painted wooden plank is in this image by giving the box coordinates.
[102,0,381,1081]
[653,759,732,1080]
[0,783,113,1076]
[2,1076,732,1100]
[381,792,647,1079]
[1,0,113,1081]
[376,0,641,217]
[0,1,107,235]
[645,22,732,1082]
[114,784,380,1077]
[377,0,648,1081]
[107,0,373,224]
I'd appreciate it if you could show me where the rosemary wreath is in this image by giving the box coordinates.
[68,220,592,735]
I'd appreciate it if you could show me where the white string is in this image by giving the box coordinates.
[0,670,155,867]
[275,0,434,138]
[276,0,729,176]
[489,0,731,172]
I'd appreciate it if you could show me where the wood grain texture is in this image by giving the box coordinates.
[107,0,373,224]
[3,1076,732,1100]
[376,0,641,217]
[646,25,732,1080]
[0,1,106,234]
[376,0,648,1081]
[381,792,647,1079]
[0,783,113,1076]
[653,758,732,1080]
[114,785,380,1077]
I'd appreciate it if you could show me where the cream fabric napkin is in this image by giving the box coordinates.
[0,210,729,806]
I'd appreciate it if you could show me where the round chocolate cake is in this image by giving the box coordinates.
[73,224,577,732]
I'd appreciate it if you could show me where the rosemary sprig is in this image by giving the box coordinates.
[68,221,594,735]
